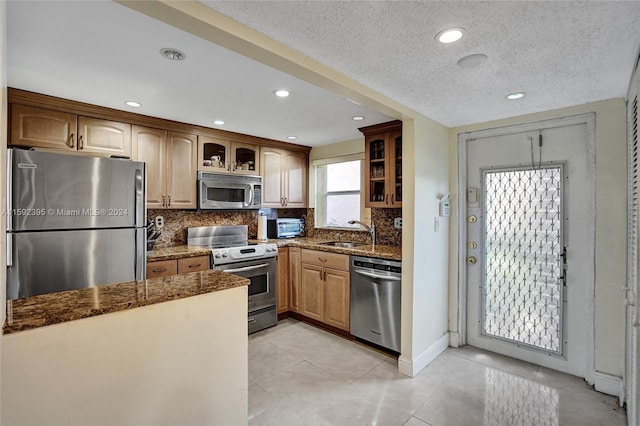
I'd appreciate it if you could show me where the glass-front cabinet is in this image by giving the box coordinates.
[360,120,402,208]
[198,136,259,175]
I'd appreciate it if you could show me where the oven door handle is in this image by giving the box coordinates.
[221,263,270,273]
[354,269,401,281]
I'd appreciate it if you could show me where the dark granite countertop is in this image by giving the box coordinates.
[147,237,402,262]
[3,270,249,334]
[147,246,213,262]
[264,237,402,261]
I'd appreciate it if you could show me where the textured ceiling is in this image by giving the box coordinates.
[204,1,640,127]
[8,1,640,144]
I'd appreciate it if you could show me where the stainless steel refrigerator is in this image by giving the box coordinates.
[6,148,146,300]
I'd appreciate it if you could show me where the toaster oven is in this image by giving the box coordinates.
[267,218,304,239]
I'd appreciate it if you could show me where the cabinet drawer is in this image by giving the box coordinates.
[301,249,349,271]
[146,260,178,278]
[177,255,210,274]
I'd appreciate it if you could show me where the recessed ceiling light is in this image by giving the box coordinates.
[436,28,465,44]
[274,89,290,97]
[125,101,141,108]
[457,54,488,68]
[352,116,365,121]
[287,136,297,140]
[506,92,527,100]
[214,120,225,125]
[160,48,186,61]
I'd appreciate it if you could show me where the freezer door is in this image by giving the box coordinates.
[6,228,146,300]
[8,149,145,231]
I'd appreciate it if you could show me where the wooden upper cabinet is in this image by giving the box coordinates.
[166,132,198,209]
[10,104,132,157]
[231,141,259,175]
[78,117,131,157]
[261,148,285,207]
[260,147,308,208]
[198,136,230,172]
[133,127,197,209]
[360,120,402,208]
[283,150,308,208]
[11,104,77,150]
[133,126,166,209]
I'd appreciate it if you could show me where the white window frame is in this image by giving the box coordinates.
[312,153,368,229]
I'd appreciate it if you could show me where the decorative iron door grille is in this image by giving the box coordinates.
[482,165,565,354]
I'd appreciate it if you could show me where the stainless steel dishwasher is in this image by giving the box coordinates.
[350,256,401,352]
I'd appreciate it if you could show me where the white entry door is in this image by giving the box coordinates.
[463,114,595,379]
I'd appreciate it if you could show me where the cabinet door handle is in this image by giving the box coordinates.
[319,269,323,280]
[68,133,75,149]
[391,193,394,205]
[385,193,389,204]
[318,257,327,263]
[78,135,84,150]
[188,264,202,268]
[152,268,168,273]
[284,197,288,206]
[162,194,166,207]
[167,194,171,207]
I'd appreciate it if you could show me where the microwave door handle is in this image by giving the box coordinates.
[221,263,269,273]
[247,186,254,207]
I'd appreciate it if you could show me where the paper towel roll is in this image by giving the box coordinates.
[257,215,268,240]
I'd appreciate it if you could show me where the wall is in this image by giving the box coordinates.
[2,287,248,425]
[448,99,627,378]
[399,116,451,376]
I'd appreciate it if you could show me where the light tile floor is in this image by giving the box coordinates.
[248,319,627,426]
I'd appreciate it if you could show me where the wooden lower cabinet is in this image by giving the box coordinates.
[300,263,324,322]
[277,248,290,313]
[300,249,350,331]
[147,255,210,278]
[289,247,302,313]
[146,259,178,278]
[322,268,350,330]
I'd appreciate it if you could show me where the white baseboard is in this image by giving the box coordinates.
[449,331,461,348]
[594,371,624,406]
[398,333,449,377]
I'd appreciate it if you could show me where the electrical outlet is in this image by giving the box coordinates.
[155,215,164,229]
[394,217,402,229]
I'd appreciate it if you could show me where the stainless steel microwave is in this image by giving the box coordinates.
[197,172,262,210]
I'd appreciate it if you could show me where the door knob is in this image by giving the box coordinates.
[467,256,478,264]
[469,241,478,249]
[468,215,478,223]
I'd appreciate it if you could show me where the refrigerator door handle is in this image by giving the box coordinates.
[136,228,146,280]
[134,165,145,227]
[6,149,13,232]
[6,233,12,267]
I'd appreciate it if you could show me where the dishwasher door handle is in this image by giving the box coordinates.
[354,269,401,281]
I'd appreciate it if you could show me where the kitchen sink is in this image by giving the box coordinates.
[319,241,366,248]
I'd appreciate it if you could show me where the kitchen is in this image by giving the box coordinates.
[1,1,639,426]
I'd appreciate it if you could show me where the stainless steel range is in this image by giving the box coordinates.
[187,225,278,334]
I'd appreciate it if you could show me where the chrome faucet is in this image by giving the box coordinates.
[348,220,375,246]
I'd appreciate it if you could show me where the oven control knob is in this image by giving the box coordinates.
[214,253,221,258]
[222,253,228,258]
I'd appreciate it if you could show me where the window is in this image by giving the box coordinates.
[315,159,362,228]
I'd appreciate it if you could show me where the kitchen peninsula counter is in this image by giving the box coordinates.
[3,270,249,334]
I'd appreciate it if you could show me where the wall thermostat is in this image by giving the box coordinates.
[439,193,451,217]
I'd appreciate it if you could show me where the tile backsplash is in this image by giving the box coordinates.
[148,207,401,248]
